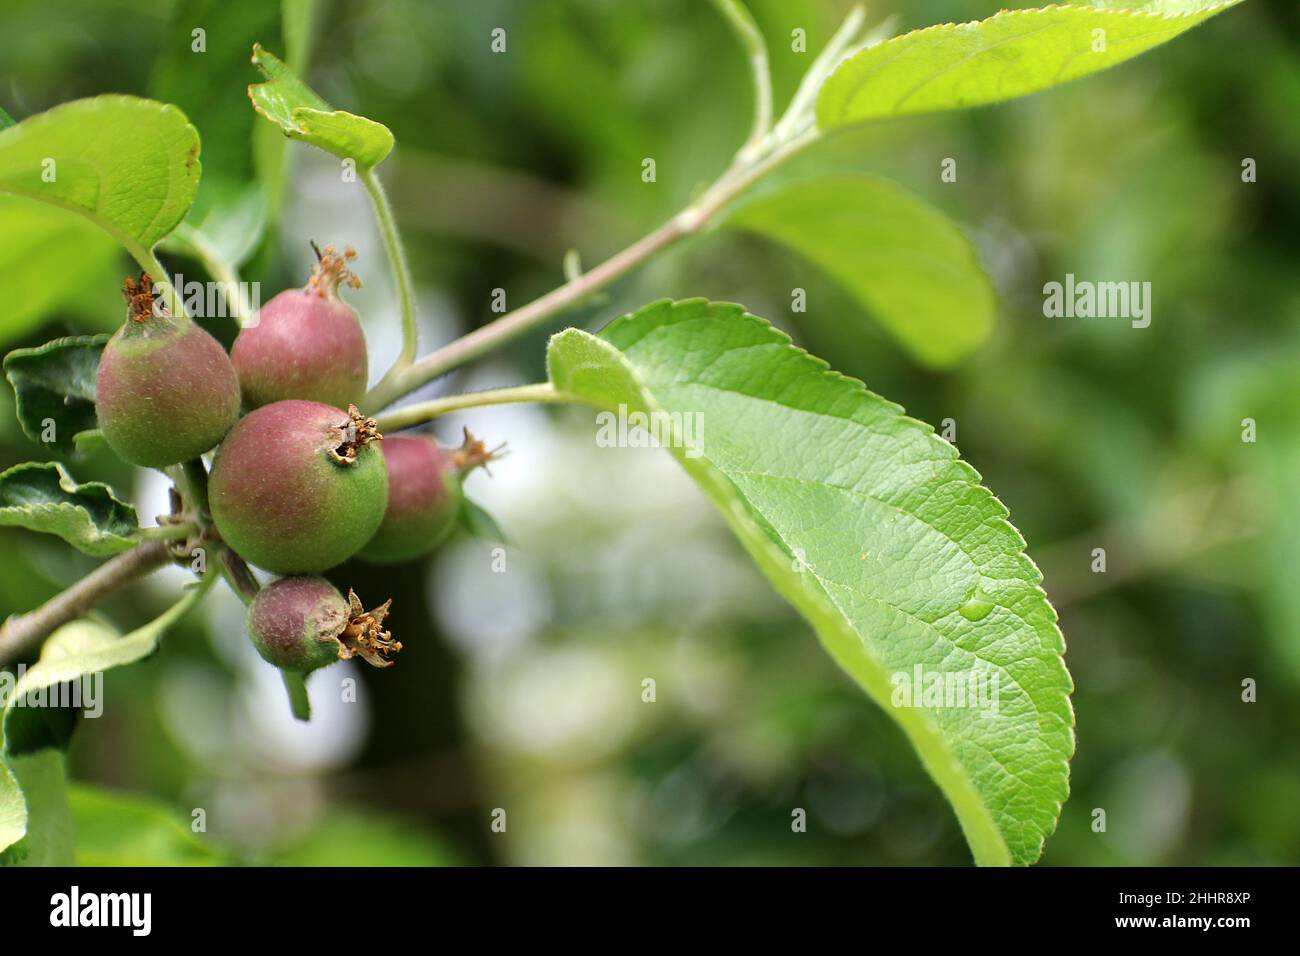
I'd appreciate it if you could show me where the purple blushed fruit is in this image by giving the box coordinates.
[209,400,388,573]
[360,429,500,564]
[231,244,368,409]
[95,274,240,468]
[246,576,401,673]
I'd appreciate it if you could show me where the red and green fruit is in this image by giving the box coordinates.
[95,274,240,467]
[360,430,497,564]
[231,245,368,409]
[247,575,401,672]
[209,399,388,573]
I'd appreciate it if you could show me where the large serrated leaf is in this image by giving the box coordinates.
[816,1,1244,128]
[0,462,138,556]
[0,96,201,260]
[724,175,996,368]
[547,300,1074,865]
[248,44,394,169]
[4,334,107,454]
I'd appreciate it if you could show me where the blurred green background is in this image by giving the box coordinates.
[2,0,1298,865]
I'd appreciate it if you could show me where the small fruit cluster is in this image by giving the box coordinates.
[95,248,493,684]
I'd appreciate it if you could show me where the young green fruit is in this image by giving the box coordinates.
[96,274,240,467]
[231,244,368,409]
[209,400,388,573]
[360,429,498,564]
[246,576,400,673]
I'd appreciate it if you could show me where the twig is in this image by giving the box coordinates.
[0,541,174,666]
[375,382,588,432]
[709,0,773,161]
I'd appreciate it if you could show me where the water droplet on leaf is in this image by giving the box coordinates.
[959,588,994,622]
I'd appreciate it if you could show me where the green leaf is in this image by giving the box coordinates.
[4,334,108,453]
[272,810,458,866]
[1,751,73,866]
[0,197,122,348]
[3,575,213,756]
[547,300,1074,866]
[816,1,1244,128]
[0,107,14,131]
[8,587,209,726]
[0,96,201,262]
[0,575,214,856]
[725,175,996,368]
[0,462,138,556]
[68,784,225,866]
[459,495,508,543]
[0,758,24,859]
[248,44,394,169]
[151,0,283,226]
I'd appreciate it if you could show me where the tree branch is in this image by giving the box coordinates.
[0,541,174,666]
[363,127,819,411]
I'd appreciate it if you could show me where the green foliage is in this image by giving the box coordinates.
[151,0,283,225]
[0,578,214,854]
[0,759,23,859]
[1,751,73,866]
[67,785,225,866]
[248,44,394,169]
[271,811,458,866]
[548,300,1074,865]
[0,96,200,262]
[459,495,507,543]
[0,461,138,556]
[4,334,108,453]
[0,198,120,348]
[817,1,1244,128]
[725,174,996,368]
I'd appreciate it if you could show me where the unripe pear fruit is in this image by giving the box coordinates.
[209,400,388,573]
[96,274,240,467]
[230,244,368,409]
[246,576,400,673]
[360,429,500,564]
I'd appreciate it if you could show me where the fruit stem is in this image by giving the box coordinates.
[138,522,198,541]
[360,166,419,374]
[281,670,312,722]
[135,250,190,322]
[374,382,589,432]
[178,458,211,516]
[219,548,261,605]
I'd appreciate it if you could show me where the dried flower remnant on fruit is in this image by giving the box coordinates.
[451,427,508,476]
[306,242,362,297]
[330,404,383,465]
[122,273,162,322]
[338,589,401,667]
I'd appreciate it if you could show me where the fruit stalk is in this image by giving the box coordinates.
[361,166,418,374]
